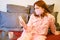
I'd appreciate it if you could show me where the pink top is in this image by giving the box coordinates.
[26,13,56,35]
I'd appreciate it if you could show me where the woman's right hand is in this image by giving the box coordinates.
[19,16,28,30]
[19,16,26,26]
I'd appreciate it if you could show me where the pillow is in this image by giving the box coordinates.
[18,13,28,23]
[27,5,34,14]
[0,11,28,31]
[51,12,58,24]
[48,4,55,13]
[7,4,29,14]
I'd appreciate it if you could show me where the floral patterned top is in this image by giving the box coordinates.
[26,13,56,35]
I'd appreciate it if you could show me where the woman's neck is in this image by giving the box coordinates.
[35,13,48,19]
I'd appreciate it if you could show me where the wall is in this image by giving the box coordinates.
[0,0,37,12]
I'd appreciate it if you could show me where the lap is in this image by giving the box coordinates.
[32,35,47,40]
[17,31,32,40]
[17,31,47,40]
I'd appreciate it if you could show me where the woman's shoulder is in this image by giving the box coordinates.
[47,13,55,18]
[47,13,55,20]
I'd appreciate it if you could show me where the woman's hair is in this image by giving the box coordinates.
[33,1,51,17]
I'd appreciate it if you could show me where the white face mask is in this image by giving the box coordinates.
[34,5,44,16]
[35,9,42,15]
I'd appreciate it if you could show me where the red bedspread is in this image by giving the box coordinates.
[11,31,60,40]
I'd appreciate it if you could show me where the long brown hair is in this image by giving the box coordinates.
[34,1,51,17]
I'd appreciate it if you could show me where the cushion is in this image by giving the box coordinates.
[48,4,54,13]
[0,11,28,31]
[51,12,58,24]
[7,4,29,14]
[27,5,34,14]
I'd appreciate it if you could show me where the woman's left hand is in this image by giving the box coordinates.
[55,31,60,35]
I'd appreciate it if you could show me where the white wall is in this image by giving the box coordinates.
[0,0,60,24]
[0,0,37,12]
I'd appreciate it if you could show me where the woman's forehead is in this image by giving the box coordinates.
[34,5,40,8]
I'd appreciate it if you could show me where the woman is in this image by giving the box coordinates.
[17,1,60,40]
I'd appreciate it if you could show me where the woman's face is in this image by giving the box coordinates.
[34,5,44,16]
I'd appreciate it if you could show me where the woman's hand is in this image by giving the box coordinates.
[19,16,26,26]
[19,16,27,30]
[55,31,60,35]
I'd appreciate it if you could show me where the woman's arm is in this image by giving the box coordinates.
[19,14,33,32]
[49,16,60,35]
